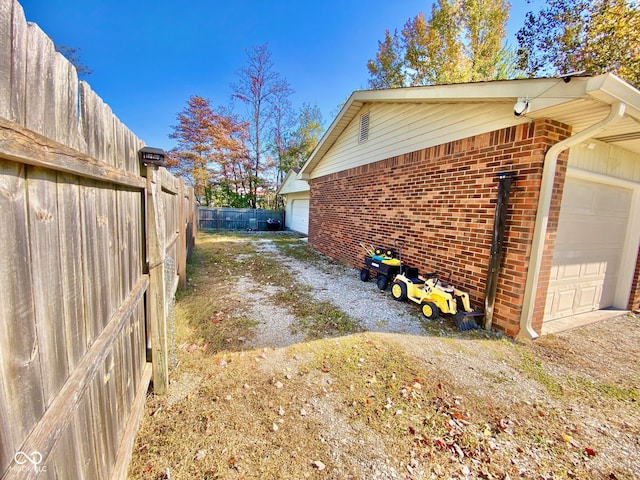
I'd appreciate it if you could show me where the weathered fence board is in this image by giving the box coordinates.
[0,1,196,478]
[7,0,27,126]
[0,159,44,466]
[57,173,87,370]
[27,166,68,406]
[146,168,169,394]
[0,0,10,120]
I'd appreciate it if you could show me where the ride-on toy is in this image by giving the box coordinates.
[391,271,481,331]
[359,243,402,290]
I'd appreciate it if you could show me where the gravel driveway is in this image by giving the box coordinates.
[247,237,456,347]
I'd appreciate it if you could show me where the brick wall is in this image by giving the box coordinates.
[527,121,571,335]
[308,119,572,336]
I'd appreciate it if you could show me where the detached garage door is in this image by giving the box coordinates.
[290,199,309,234]
[544,177,632,322]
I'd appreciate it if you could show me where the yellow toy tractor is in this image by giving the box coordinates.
[390,270,481,331]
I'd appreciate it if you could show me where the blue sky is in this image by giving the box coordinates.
[19,0,544,152]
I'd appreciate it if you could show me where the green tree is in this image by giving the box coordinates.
[516,0,640,86]
[232,43,294,208]
[279,103,324,174]
[367,0,513,88]
[418,1,467,85]
[367,29,406,88]
[461,0,512,81]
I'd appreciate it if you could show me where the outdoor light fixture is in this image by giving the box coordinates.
[513,98,529,117]
[138,146,167,167]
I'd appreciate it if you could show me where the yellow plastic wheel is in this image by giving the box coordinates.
[421,302,439,320]
[391,281,407,301]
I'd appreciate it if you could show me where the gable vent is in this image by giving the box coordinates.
[358,111,370,143]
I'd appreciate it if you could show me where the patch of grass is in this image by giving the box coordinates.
[568,377,639,402]
[302,335,498,469]
[272,236,341,270]
[174,233,265,352]
[173,231,362,356]
[518,351,564,398]
[130,348,333,480]
[272,289,362,339]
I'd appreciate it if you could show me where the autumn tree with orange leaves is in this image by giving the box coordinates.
[167,96,250,207]
[169,44,323,208]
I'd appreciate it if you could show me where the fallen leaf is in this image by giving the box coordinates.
[585,447,597,457]
[311,460,326,471]
[454,443,464,459]
[196,449,207,460]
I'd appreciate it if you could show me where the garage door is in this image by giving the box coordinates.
[544,177,632,322]
[290,199,309,234]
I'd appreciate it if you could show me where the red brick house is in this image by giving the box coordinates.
[298,74,640,339]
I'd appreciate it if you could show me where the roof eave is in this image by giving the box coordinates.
[299,74,640,179]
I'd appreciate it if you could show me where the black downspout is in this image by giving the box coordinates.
[484,172,516,330]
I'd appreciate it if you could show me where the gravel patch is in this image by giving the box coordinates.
[252,238,432,338]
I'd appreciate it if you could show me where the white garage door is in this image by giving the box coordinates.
[290,199,309,234]
[544,177,632,322]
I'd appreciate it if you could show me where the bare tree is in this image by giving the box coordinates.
[56,45,93,79]
[232,43,294,208]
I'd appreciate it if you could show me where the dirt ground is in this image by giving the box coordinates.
[128,233,639,480]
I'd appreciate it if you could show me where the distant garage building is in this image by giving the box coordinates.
[276,168,310,235]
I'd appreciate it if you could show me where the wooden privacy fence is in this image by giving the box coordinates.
[0,0,195,478]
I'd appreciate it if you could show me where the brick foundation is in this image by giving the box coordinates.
[308,119,573,336]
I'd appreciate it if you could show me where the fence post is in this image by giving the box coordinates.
[145,166,169,394]
[177,179,187,290]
